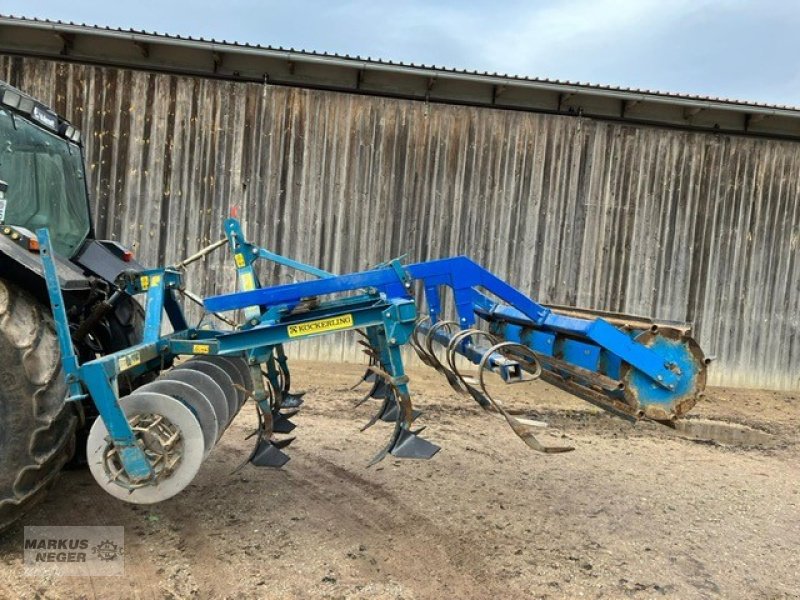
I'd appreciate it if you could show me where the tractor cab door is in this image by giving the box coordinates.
[0,106,91,258]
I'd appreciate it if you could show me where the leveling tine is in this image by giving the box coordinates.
[477,343,572,454]
[444,328,495,410]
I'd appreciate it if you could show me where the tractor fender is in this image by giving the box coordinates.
[0,234,91,297]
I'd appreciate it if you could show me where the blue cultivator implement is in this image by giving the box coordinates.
[38,218,708,503]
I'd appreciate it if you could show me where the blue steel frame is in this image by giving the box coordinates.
[204,256,680,391]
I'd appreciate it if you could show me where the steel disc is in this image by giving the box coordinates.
[87,392,205,504]
[138,379,218,456]
[160,368,229,438]
[176,359,239,425]
[197,355,251,410]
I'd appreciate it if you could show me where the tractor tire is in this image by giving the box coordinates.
[106,296,156,392]
[0,278,77,533]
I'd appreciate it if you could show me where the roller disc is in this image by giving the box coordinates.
[87,392,204,504]
[176,360,239,425]
[197,355,252,409]
[160,369,229,438]
[138,380,218,457]
[621,329,707,421]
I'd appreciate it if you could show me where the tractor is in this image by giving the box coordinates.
[0,80,148,530]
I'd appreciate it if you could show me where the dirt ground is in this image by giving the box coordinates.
[1,360,798,599]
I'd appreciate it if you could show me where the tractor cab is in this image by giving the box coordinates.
[0,83,91,258]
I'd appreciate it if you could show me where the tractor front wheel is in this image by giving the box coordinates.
[0,278,77,533]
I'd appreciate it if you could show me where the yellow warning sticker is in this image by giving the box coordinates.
[241,273,255,291]
[118,350,142,372]
[234,253,246,268]
[192,344,210,355]
[287,314,354,338]
[140,275,150,290]
[150,274,162,288]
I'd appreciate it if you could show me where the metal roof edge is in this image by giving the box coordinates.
[2,15,800,140]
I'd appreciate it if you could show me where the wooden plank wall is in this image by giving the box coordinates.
[2,56,798,390]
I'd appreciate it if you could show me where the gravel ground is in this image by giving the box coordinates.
[1,360,798,599]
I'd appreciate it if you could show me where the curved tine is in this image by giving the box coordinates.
[446,328,497,410]
[478,342,573,454]
[501,343,543,380]
[350,354,378,390]
[444,328,475,380]
[423,320,466,392]
[354,375,381,407]
[423,320,459,368]
[263,371,278,414]
[367,417,399,466]
[445,328,499,384]
[409,317,436,367]
[246,371,276,440]
[360,390,393,431]
[444,328,482,395]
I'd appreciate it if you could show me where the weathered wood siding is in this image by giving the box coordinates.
[2,56,799,390]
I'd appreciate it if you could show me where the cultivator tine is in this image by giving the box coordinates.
[360,390,392,431]
[272,346,306,409]
[351,336,380,391]
[236,396,292,470]
[271,407,297,433]
[388,427,441,460]
[367,377,390,399]
[271,436,296,450]
[477,342,573,454]
[281,392,305,409]
[378,401,422,423]
[250,439,291,468]
[359,365,422,429]
[350,368,376,390]
[368,385,439,466]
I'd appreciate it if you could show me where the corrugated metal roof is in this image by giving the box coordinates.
[3,14,798,111]
[2,14,800,139]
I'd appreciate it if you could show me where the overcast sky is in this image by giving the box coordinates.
[4,0,800,106]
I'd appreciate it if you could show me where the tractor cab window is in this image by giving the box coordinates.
[0,108,91,257]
